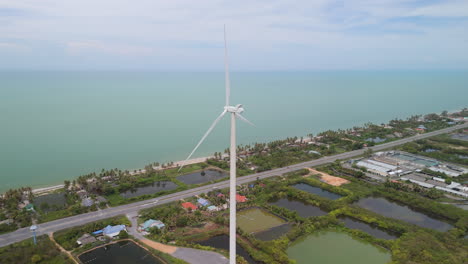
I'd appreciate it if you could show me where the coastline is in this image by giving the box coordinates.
[12,108,468,196]
[28,155,214,196]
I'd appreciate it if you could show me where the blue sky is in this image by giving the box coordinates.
[1,0,467,70]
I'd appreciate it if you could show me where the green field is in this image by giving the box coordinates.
[237,208,285,234]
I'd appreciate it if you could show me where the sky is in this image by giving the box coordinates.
[1,0,468,71]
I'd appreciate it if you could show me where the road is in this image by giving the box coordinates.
[0,123,466,248]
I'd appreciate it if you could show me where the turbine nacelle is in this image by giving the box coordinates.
[225,104,244,114]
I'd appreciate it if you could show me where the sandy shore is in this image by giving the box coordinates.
[32,184,65,194]
[28,156,214,195]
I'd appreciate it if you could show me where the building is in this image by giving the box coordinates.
[24,203,34,211]
[77,233,96,246]
[236,194,247,203]
[102,225,126,238]
[81,198,94,207]
[181,202,198,211]
[308,150,321,155]
[141,219,165,231]
[197,198,210,207]
[415,125,427,132]
[356,160,391,177]
[96,196,108,203]
[207,205,218,211]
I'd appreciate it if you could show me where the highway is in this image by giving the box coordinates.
[0,123,466,248]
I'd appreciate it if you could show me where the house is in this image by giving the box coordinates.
[81,198,94,207]
[102,225,126,238]
[216,193,225,198]
[95,196,108,204]
[76,190,88,199]
[308,150,321,155]
[415,125,427,132]
[24,203,34,211]
[142,219,165,231]
[207,205,218,211]
[181,202,198,211]
[77,233,96,246]
[197,198,210,207]
[236,194,247,203]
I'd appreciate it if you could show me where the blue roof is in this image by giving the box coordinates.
[197,198,210,206]
[142,219,165,230]
[102,225,126,235]
[92,230,103,235]
[143,219,156,230]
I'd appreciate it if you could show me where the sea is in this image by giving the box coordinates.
[0,71,467,192]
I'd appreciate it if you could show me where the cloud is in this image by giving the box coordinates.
[66,41,154,56]
[0,42,29,52]
[0,0,467,70]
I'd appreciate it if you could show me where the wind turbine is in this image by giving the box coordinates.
[179,26,253,264]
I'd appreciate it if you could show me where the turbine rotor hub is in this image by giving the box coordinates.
[225,104,244,114]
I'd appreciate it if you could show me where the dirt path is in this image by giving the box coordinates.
[139,238,177,254]
[48,233,79,264]
[126,213,228,263]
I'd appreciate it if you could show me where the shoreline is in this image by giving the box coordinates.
[9,107,468,196]
[27,155,214,196]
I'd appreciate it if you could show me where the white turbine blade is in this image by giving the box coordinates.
[224,25,230,107]
[235,113,255,126]
[178,110,227,172]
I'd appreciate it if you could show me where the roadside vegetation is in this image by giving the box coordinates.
[139,163,467,264]
[0,235,73,264]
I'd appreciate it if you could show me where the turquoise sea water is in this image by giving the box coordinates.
[0,71,467,192]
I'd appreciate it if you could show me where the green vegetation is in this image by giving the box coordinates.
[399,133,468,167]
[0,235,73,264]
[140,163,467,264]
[54,215,131,251]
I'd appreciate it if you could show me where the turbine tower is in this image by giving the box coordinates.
[179,26,253,264]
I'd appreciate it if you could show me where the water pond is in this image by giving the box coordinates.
[339,216,399,240]
[120,181,177,198]
[78,240,163,264]
[270,197,327,218]
[177,169,228,185]
[196,235,258,264]
[254,223,293,241]
[287,231,391,264]
[355,197,453,232]
[34,192,67,211]
[292,183,342,200]
[237,208,285,234]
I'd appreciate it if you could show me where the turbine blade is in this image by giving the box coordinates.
[178,110,227,172]
[224,25,230,107]
[236,113,255,126]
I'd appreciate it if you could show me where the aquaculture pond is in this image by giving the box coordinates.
[287,231,391,264]
[254,223,293,241]
[292,183,343,200]
[237,208,285,234]
[270,197,328,218]
[120,181,177,198]
[355,197,453,232]
[78,240,163,264]
[177,169,228,185]
[339,216,399,240]
[197,235,258,264]
[34,192,67,211]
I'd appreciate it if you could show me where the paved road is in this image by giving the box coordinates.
[0,123,466,249]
